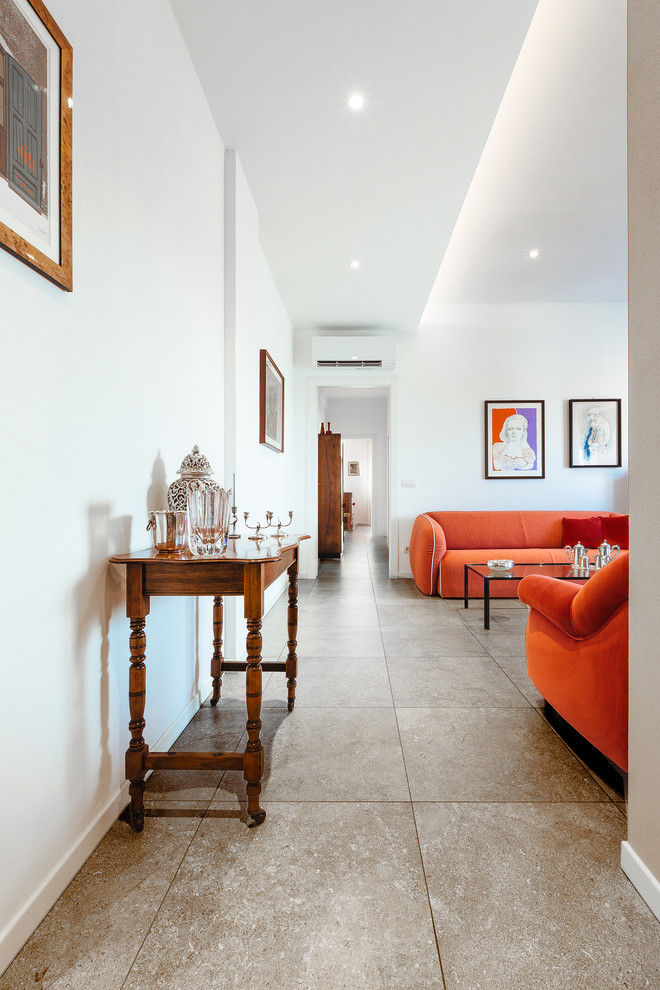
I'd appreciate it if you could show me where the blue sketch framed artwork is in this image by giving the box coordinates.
[569,399,621,468]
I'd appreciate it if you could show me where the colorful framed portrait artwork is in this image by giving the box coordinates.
[0,0,73,290]
[569,399,621,468]
[259,349,284,452]
[485,400,545,479]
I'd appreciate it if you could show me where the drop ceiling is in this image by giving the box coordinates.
[170,0,627,336]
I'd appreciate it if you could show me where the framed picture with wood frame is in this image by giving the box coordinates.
[259,349,284,452]
[0,0,73,290]
[485,400,545,479]
[569,398,622,468]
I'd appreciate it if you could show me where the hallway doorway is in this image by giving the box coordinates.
[307,378,397,578]
[342,436,373,528]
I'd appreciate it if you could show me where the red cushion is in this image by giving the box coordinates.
[602,514,629,550]
[562,516,604,548]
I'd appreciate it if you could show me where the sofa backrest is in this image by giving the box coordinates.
[425,510,616,550]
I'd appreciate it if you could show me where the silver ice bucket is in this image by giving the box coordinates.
[147,510,188,553]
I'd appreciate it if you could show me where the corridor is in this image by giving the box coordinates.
[3,531,658,989]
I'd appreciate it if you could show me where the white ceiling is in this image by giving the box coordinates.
[170,0,627,336]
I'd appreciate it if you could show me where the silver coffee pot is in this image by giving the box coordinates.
[564,542,590,570]
[594,540,620,569]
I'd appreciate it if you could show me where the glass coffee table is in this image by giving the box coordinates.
[464,562,594,629]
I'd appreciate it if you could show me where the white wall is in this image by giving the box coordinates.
[295,308,626,578]
[624,0,660,922]
[223,151,299,656]
[341,437,372,526]
[395,302,628,573]
[0,2,296,973]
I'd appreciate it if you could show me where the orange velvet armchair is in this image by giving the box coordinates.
[518,552,628,773]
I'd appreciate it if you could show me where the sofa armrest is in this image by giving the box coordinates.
[570,552,628,635]
[409,513,447,596]
[518,575,581,637]
[519,552,629,638]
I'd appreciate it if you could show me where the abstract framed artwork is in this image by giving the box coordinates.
[259,349,284,452]
[347,461,360,476]
[0,0,72,290]
[485,400,545,479]
[569,399,621,468]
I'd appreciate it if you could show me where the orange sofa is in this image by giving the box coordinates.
[518,552,628,773]
[409,510,624,598]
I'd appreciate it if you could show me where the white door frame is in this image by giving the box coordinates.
[304,376,398,579]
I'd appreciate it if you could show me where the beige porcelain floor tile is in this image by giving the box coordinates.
[201,670,274,710]
[372,579,429,602]
[494,655,543,706]
[314,580,376,596]
[0,819,199,990]
[123,802,444,990]
[144,770,222,806]
[539,704,627,802]
[397,707,608,802]
[470,629,528,659]
[377,602,466,628]
[219,708,410,802]
[459,605,529,629]
[447,597,526,610]
[294,625,384,658]
[380,624,486,658]
[415,801,660,990]
[299,601,381,627]
[144,707,253,804]
[169,707,250,752]
[262,656,393,708]
[305,589,377,608]
[387,656,530,708]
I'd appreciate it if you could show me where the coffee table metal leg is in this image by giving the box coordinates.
[464,565,469,609]
[484,580,490,630]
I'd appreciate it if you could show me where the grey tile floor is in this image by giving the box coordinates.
[3,530,659,989]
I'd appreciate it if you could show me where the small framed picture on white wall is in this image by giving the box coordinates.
[347,461,360,477]
[569,398,621,468]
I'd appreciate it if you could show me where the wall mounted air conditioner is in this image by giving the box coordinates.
[312,336,396,370]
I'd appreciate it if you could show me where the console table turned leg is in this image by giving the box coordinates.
[210,596,224,706]
[124,617,148,833]
[244,614,265,827]
[286,559,299,711]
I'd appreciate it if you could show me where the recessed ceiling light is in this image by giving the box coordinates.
[529,249,540,258]
[350,259,360,269]
[348,93,364,110]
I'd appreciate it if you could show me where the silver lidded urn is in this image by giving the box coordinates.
[167,444,221,511]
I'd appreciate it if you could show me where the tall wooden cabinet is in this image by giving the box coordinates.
[318,432,342,557]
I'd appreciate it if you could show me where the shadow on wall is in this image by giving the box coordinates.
[146,451,201,691]
[147,450,168,511]
[69,505,132,820]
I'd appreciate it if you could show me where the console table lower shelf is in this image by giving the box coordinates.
[110,535,309,832]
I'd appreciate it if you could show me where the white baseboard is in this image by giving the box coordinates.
[0,681,211,977]
[621,840,660,922]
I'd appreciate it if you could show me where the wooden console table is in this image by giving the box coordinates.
[110,534,309,832]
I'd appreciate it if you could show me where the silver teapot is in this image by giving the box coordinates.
[594,540,620,569]
[564,541,590,570]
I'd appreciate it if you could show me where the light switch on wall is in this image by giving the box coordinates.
[400,479,416,488]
